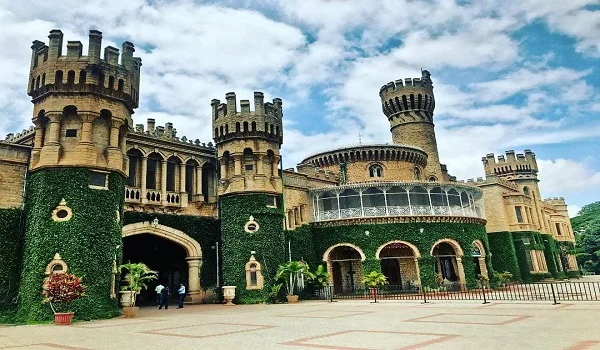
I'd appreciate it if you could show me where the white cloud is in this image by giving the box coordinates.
[537,158,600,195]
[568,205,582,218]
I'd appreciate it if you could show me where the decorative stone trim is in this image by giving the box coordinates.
[244,215,260,233]
[312,215,486,228]
[45,253,68,275]
[322,243,366,262]
[245,255,264,290]
[51,198,73,222]
[122,222,202,258]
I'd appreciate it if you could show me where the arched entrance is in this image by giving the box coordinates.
[471,240,488,280]
[323,244,365,294]
[122,222,203,304]
[431,239,465,286]
[376,241,421,289]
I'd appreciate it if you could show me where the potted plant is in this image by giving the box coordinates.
[119,262,157,317]
[361,271,388,299]
[42,272,86,325]
[269,283,283,304]
[275,261,310,303]
[493,270,513,289]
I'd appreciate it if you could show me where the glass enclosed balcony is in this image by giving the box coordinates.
[310,181,484,222]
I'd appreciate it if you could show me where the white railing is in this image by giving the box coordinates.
[124,186,183,207]
[310,181,485,222]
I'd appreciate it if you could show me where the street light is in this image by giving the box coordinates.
[152,217,159,227]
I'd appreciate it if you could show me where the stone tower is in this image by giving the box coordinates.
[379,70,443,180]
[18,29,141,321]
[482,149,545,231]
[212,92,286,302]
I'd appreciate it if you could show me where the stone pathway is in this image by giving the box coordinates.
[1,299,599,349]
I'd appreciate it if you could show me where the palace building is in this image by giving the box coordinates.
[0,29,579,321]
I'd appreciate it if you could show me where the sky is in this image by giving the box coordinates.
[0,0,599,217]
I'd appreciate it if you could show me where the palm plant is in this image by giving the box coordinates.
[119,262,158,307]
[275,261,310,296]
[361,271,388,289]
[308,265,330,290]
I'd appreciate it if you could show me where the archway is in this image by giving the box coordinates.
[471,240,488,280]
[376,241,421,289]
[122,222,203,304]
[431,239,465,286]
[323,244,365,294]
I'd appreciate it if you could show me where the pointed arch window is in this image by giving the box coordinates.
[369,164,383,178]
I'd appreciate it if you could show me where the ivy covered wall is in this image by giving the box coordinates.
[122,212,220,289]
[0,208,24,317]
[487,232,522,281]
[513,231,552,282]
[220,193,285,303]
[305,221,490,289]
[541,234,566,280]
[17,168,124,322]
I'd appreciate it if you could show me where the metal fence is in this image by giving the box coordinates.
[303,281,600,304]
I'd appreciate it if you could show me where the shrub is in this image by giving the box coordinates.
[42,273,86,314]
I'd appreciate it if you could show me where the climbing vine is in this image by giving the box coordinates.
[0,208,24,321]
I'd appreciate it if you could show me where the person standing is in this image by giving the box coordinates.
[159,286,170,310]
[155,283,164,308]
[177,283,186,309]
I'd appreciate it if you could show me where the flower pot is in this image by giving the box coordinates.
[222,286,236,306]
[54,312,74,325]
[122,306,139,318]
[286,295,299,304]
[119,291,136,307]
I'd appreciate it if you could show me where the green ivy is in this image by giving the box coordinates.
[304,221,490,289]
[487,232,522,281]
[17,168,124,322]
[0,208,24,319]
[541,234,565,279]
[220,193,285,303]
[122,212,220,289]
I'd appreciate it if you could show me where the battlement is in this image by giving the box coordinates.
[28,29,142,111]
[459,175,519,191]
[543,197,566,206]
[482,149,538,177]
[212,92,283,145]
[4,126,36,144]
[379,70,435,120]
[133,118,214,149]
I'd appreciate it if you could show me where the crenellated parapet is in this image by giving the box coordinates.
[482,149,538,178]
[28,29,142,113]
[379,70,435,123]
[211,92,283,145]
[544,197,567,207]
[132,118,215,150]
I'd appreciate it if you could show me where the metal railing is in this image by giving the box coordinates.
[303,281,600,304]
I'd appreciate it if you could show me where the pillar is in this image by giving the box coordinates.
[108,119,122,148]
[456,257,466,288]
[233,155,242,176]
[161,160,167,202]
[195,166,203,198]
[185,257,203,304]
[271,155,280,178]
[32,119,44,151]
[478,257,488,279]
[140,156,148,203]
[413,257,422,286]
[220,158,227,180]
[45,112,61,146]
[180,163,188,206]
[79,113,96,145]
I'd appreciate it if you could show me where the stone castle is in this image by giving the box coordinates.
[0,30,579,320]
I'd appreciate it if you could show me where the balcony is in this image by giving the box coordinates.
[310,181,484,222]
[125,186,184,207]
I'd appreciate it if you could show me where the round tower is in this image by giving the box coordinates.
[212,92,285,303]
[18,29,141,321]
[379,70,443,180]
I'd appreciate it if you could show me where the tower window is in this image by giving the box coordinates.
[413,167,421,180]
[369,164,383,178]
[65,129,77,137]
[428,176,437,182]
[523,186,530,196]
[245,164,253,171]
[266,196,277,208]
[515,206,524,223]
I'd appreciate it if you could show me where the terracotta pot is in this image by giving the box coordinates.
[54,312,74,325]
[286,295,299,303]
[222,286,236,306]
[122,306,139,318]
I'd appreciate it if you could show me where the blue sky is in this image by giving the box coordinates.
[0,0,598,215]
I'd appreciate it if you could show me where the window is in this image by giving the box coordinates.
[245,164,254,171]
[245,256,263,290]
[166,162,176,191]
[249,264,258,286]
[428,176,437,182]
[65,129,77,137]
[146,158,158,189]
[127,155,138,187]
[515,206,524,223]
[369,164,383,178]
[413,167,421,180]
[555,223,562,235]
[267,196,277,208]
[89,171,108,189]
[523,186,530,196]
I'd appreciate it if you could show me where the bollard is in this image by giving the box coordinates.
[421,286,429,304]
[481,284,490,304]
[328,285,337,303]
[550,283,559,305]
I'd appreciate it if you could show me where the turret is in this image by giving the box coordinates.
[379,70,442,180]
[481,149,538,179]
[212,92,283,196]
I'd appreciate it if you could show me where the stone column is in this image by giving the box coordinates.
[233,155,242,176]
[140,156,148,204]
[79,113,96,145]
[413,257,422,286]
[220,158,227,180]
[106,119,124,169]
[45,112,61,146]
[195,166,203,198]
[32,119,44,151]
[456,257,466,289]
[271,155,280,178]
[161,160,167,203]
[478,257,488,279]
[180,163,188,206]
[185,257,203,304]
[256,154,264,174]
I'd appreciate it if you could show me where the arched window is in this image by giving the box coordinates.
[41,73,45,86]
[369,164,383,178]
[523,186,530,196]
[108,76,115,90]
[35,76,41,89]
[118,79,124,91]
[413,167,421,180]
[98,73,105,87]
[428,176,437,182]
[55,70,63,85]
[236,122,240,132]
[251,121,256,131]
[67,70,75,85]
[245,256,263,290]
[79,70,86,84]
[243,121,248,132]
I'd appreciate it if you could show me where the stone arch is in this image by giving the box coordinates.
[430,238,464,256]
[472,240,485,256]
[322,243,366,262]
[376,240,421,259]
[122,222,202,259]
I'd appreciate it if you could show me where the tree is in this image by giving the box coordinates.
[571,201,600,275]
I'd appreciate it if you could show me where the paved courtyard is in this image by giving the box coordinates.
[1,299,599,350]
